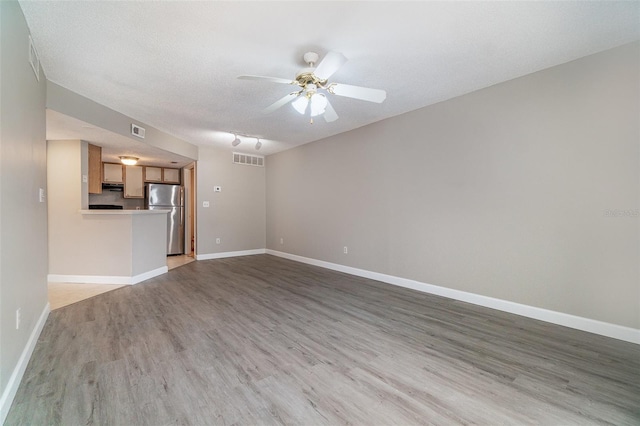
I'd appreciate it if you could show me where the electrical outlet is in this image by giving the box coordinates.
[280,237,284,245]
[16,308,21,330]
[216,238,221,244]
[203,201,210,208]
[82,175,88,183]
[343,246,348,254]
[38,188,45,203]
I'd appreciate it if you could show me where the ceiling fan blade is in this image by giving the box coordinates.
[262,92,300,114]
[323,99,338,122]
[329,83,387,103]
[313,51,348,81]
[238,75,295,85]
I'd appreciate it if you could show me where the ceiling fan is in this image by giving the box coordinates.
[238,51,386,123]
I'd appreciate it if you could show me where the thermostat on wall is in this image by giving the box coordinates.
[131,123,145,139]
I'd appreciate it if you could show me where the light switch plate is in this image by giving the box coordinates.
[82,175,88,183]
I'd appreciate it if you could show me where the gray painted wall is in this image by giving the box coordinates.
[47,140,130,276]
[197,147,265,255]
[131,213,167,276]
[266,42,639,329]
[0,0,48,402]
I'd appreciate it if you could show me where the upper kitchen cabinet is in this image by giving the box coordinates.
[103,162,123,183]
[163,168,180,184]
[143,166,181,184]
[88,144,102,194]
[124,165,144,198]
[144,166,162,183]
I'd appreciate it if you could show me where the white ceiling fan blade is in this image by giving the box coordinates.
[313,51,348,81]
[263,92,300,114]
[330,83,386,103]
[323,99,338,122]
[238,75,295,85]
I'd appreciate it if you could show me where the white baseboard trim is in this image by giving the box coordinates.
[196,248,266,261]
[48,265,168,285]
[131,266,169,284]
[0,302,50,424]
[266,249,640,345]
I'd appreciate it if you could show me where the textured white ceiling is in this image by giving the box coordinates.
[20,1,640,156]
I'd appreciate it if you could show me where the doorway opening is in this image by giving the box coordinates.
[184,162,197,259]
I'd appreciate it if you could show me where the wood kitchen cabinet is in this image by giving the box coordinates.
[143,166,162,182]
[103,162,124,183]
[88,144,102,194]
[143,166,181,184]
[162,168,180,183]
[124,165,144,198]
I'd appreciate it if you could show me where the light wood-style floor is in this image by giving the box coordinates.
[48,255,195,310]
[8,255,640,425]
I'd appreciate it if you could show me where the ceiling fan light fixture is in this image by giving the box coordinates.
[255,138,262,150]
[291,96,309,115]
[231,133,241,146]
[119,156,138,166]
[310,93,328,117]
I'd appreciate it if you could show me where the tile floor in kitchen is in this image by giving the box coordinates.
[48,254,195,310]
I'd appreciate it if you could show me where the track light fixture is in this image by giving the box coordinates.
[229,132,266,151]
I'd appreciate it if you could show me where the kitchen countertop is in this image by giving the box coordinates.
[79,209,170,215]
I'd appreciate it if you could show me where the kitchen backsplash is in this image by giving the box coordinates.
[89,190,144,210]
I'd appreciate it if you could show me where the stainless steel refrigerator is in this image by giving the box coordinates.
[145,184,184,255]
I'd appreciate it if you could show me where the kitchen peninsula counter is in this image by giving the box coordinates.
[48,209,170,285]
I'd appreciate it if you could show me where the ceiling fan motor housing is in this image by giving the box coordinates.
[295,52,328,87]
[295,69,327,88]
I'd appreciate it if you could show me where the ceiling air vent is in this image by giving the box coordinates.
[131,123,145,139]
[233,152,264,167]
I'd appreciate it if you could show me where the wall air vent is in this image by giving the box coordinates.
[233,152,264,167]
[28,35,40,81]
[131,124,145,139]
